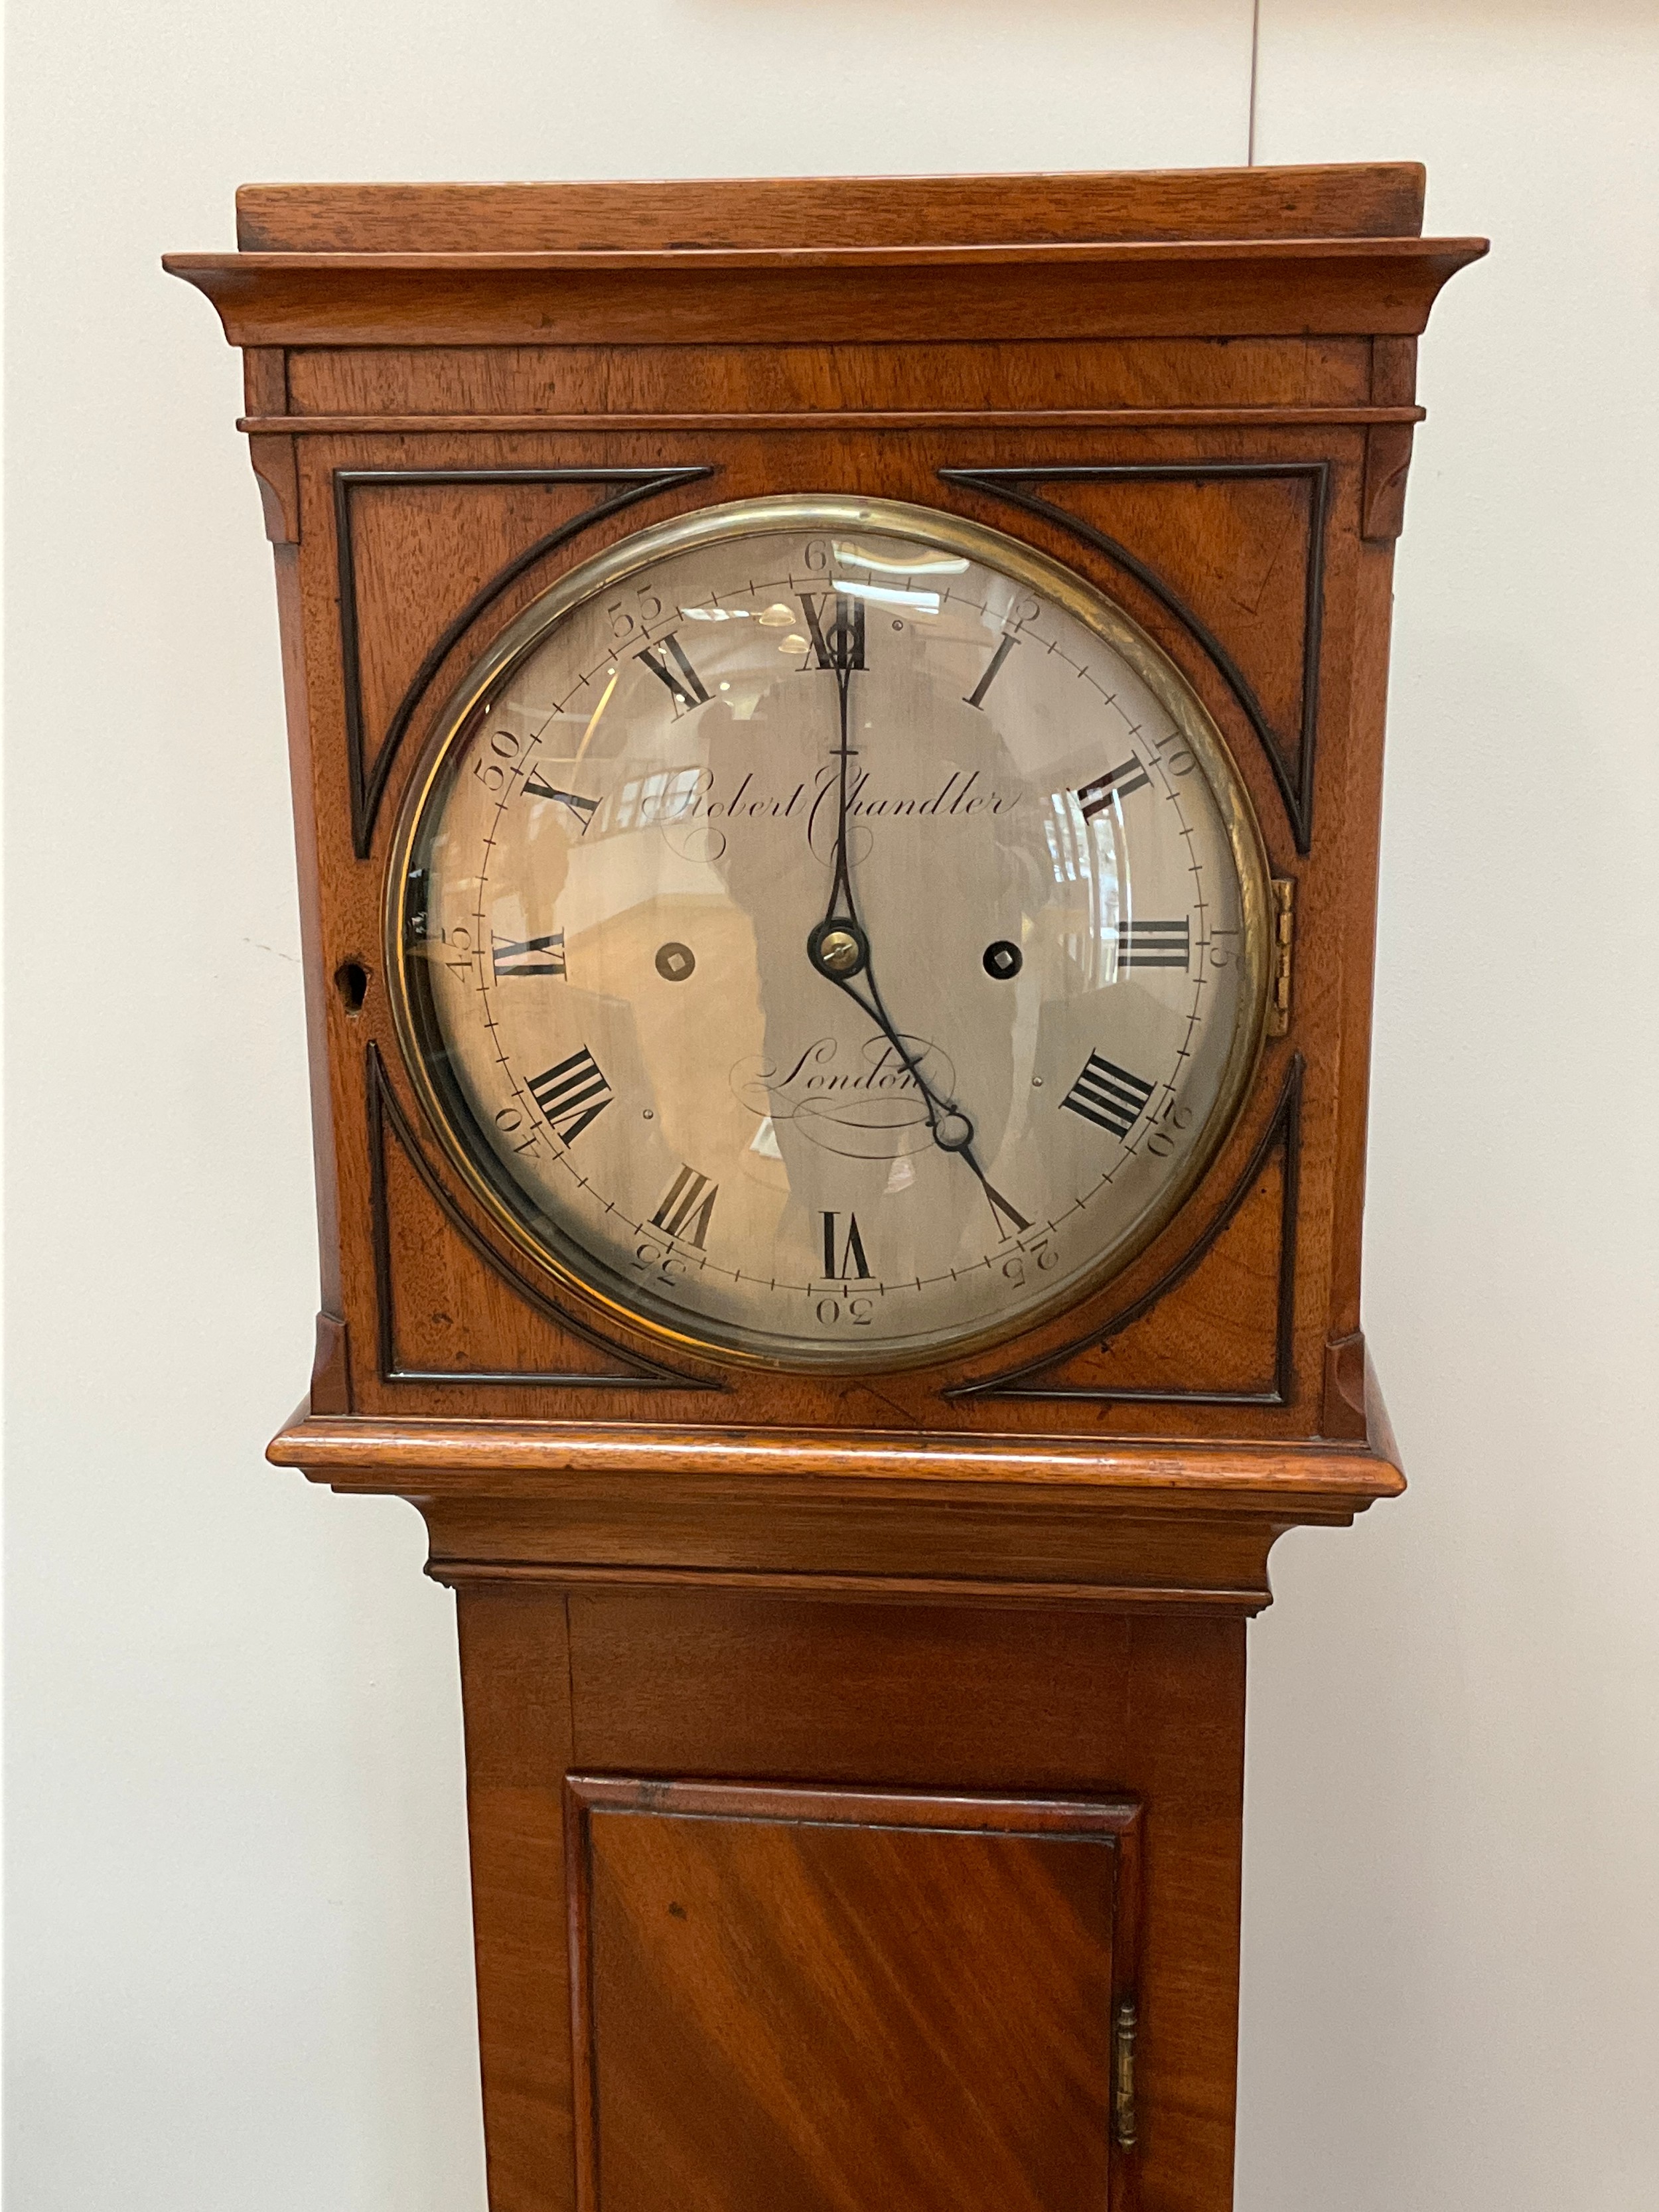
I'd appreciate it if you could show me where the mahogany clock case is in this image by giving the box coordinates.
[167,165,1484,1456]
[167,167,1484,2212]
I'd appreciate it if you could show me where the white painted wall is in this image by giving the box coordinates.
[5,3,1654,2205]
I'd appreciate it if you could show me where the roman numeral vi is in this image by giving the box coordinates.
[820,1211,871,1280]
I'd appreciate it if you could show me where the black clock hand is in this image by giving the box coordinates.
[810,603,861,945]
[806,619,953,1136]
[804,617,1021,1236]
[826,948,1028,1240]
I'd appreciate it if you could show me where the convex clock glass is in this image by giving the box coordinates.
[389,496,1269,1368]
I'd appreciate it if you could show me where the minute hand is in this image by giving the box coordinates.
[804,619,1025,1235]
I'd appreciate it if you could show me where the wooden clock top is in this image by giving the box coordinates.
[167,163,1484,350]
[165,165,1486,1562]
[227,162,1436,253]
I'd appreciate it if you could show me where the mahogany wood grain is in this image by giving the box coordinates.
[276,334,1378,420]
[457,1585,579,2212]
[266,526,344,1355]
[166,236,1485,352]
[558,1593,1240,2212]
[167,170,1484,2212]
[235,163,1428,254]
[253,421,1374,1443]
[266,1392,1404,1498]
[567,1777,1138,2212]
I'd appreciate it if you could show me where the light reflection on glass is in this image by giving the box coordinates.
[830,579,942,615]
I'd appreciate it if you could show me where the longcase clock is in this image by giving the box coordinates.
[168,165,1484,2212]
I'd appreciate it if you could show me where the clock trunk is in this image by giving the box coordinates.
[168,165,1483,2210]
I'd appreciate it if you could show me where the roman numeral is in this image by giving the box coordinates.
[964,631,1018,709]
[651,1164,718,1250]
[820,1211,871,1280]
[800,592,866,672]
[527,1047,613,1145]
[492,931,566,980]
[1076,757,1151,822]
[636,634,711,713]
[1061,1052,1155,1142]
[982,1179,1031,1240]
[522,773,598,830]
[1116,919,1190,971]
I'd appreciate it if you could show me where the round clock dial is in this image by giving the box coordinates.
[388,497,1269,1371]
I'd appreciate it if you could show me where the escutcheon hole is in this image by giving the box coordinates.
[336,960,370,1013]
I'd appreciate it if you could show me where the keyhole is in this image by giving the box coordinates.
[335,960,370,1013]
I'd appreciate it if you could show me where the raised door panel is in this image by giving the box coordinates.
[566,1777,1139,2212]
[564,1593,1244,2211]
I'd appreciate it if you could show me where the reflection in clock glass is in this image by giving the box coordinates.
[394,501,1267,1369]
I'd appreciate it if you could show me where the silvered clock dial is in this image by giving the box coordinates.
[387,496,1269,1370]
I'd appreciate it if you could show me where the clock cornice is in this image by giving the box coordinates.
[166,232,1485,351]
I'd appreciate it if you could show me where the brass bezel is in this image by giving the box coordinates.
[384,493,1273,1374]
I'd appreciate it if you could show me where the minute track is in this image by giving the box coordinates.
[396,500,1268,1368]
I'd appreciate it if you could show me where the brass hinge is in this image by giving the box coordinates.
[1112,1993,1139,2150]
[1267,877,1295,1037]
